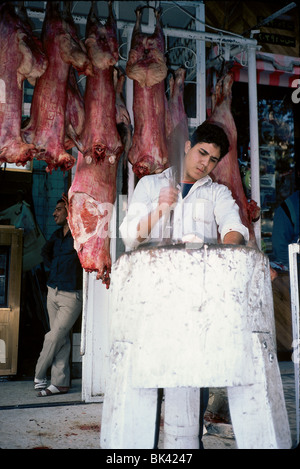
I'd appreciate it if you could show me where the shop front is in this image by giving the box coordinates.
[0,2,299,409]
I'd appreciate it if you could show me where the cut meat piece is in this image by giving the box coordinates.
[80,0,122,164]
[208,72,260,245]
[22,1,91,173]
[68,152,118,288]
[0,2,47,166]
[126,7,169,178]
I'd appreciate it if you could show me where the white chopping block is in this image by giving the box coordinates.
[101,244,291,449]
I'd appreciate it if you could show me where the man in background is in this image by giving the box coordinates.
[34,195,83,396]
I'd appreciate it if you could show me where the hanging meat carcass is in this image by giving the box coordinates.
[0,2,47,166]
[126,6,169,178]
[68,2,128,288]
[208,72,260,246]
[68,152,116,287]
[79,0,123,164]
[22,1,91,173]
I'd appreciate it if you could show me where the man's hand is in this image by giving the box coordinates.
[136,186,179,243]
[157,186,179,216]
[62,193,69,213]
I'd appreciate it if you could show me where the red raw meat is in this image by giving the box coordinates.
[0,2,47,166]
[64,67,85,153]
[68,4,128,288]
[208,72,260,245]
[22,2,91,173]
[165,67,189,175]
[126,7,169,178]
[68,152,117,288]
[166,67,188,138]
[80,0,122,164]
[114,67,132,160]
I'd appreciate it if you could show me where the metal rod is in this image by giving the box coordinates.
[248,44,261,248]
[243,2,297,36]
[289,242,300,445]
[26,8,257,47]
[196,2,206,125]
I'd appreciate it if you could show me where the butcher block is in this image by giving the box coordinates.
[101,244,291,449]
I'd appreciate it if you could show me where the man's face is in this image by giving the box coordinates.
[53,202,68,226]
[183,141,221,183]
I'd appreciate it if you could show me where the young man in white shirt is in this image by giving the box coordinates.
[120,121,249,249]
[118,122,249,449]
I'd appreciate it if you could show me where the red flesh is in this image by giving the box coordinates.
[21,2,90,173]
[68,2,125,288]
[126,7,169,178]
[208,72,260,245]
[0,3,47,166]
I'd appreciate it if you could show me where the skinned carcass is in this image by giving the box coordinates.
[208,72,260,245]
[22,1,91,173]
[126,6,169,178]
[0,2,47,166]
[68,2,129,288]
[68,153,117,287]
[80,0,122,164]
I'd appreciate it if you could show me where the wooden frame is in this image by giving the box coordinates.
[0,226,23,376]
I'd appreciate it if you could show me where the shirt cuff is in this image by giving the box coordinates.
[220,223,249,243]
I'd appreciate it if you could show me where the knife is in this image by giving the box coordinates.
[165,118,189,242]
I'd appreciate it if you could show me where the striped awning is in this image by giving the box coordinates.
[232,51,300,88]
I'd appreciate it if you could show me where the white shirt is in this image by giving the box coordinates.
[120,167,249,250]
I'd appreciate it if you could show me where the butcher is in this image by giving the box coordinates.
[120,121,249,249]
[119,121,249,449]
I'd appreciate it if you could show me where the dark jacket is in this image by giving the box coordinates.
[42,227,82,291]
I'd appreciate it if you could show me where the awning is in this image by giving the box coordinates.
[233,51,300,88]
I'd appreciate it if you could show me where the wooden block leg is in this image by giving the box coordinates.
[100,341,158,449]
[164,388,200,449]
[227,333,292,449]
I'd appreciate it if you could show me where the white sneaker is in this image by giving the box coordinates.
[34,378,47,390]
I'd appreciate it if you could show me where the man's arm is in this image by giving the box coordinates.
[223,231,244,245]
[41,233,55,268]
[214,184,249,245]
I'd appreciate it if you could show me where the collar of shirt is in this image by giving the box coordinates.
[159,166,213,191]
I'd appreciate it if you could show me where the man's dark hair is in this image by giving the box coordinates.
[190,122,230,160]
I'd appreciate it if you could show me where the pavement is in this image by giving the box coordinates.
[0,361,298,450]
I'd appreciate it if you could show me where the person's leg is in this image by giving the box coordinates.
[50,289,82,388]
[34,286,60,382]
[35,288,82,388]
[153,388,164,449]
[164,388,200,449]
[199,387,209,449]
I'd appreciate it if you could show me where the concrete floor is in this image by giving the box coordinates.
[0,362,298,450]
